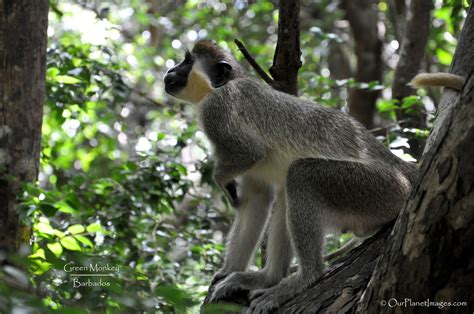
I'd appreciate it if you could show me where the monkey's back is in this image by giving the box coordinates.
[200,78,418,185]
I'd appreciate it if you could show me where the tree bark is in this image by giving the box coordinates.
[387,0,407,43]
[343,0,383,129]
[359,4,474,311]
[269,0,302,96]
[392,0,432,100]
[0,0,49,253]
[278,4,474,312]
[392,0,433,159]
[278,69,473,313]
[358,69,474,314]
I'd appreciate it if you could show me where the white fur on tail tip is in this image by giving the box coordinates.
[409,73,464,91]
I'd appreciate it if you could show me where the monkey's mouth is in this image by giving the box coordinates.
[164,75,185,95]
[164,82,178,95]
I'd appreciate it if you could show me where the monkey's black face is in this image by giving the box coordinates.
[164,51,194,96]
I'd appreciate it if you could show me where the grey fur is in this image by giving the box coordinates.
[164,43,419,312]
[199,77,418,311]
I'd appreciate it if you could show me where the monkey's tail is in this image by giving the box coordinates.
[409,73,464,91]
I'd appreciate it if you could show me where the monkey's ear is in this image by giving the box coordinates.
[213,61,232,87]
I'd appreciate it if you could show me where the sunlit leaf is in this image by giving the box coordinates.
[54,75,82,84]
[29,248,46,260]
[401,96,421,109]
[35,222,55,235]
[75,235,94,248]
[436,48,453,66]
[47,242,63,258]
[47,67,60,78]
[55,200,79,215]
[67,224,85,234]
[60,236,82,251]
[86,223,101,233]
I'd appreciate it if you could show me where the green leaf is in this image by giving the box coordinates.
[155,285,188,306]
[53,230,65,238]
[35,222,55,235]
[377,100,398,113]
[29,248,46,260]
[176,164,187,175]
[47,242,63,258]
[86,222,102,233]
[60,236,82,251]
[401,96,420,109]
[47,67,60,78]
[157,132,166,140]
[55,200,79,215]
[67,224,85,234]
[54,75,82,84]
[30,259,52,275]
[436,49,453,66]
[75,235,94,248]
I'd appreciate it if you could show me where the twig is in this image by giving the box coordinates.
[234,39,278,88]
[130,88,166,107]
[369,120,407,133]
[151,220,163,243]
[323,238,360,261]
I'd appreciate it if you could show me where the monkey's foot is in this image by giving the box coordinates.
[247,274,312,314]
[210,269,230,285]
[209,271,270,303]
[203,270,231,304]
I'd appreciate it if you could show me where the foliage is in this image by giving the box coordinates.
[0,0,466,312]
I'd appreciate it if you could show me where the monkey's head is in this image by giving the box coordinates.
[164,40,244,104]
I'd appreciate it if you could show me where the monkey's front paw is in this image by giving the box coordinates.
[209,271,268,304]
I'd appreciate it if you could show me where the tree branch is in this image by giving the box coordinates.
[391,0,432,159]
[234,39,278,88]
[392,0,432,100]
[343,0,382,129]
[269,0,302,96]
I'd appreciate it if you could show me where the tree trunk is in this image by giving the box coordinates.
[358,65,474,314]
[359,4,474,311]
[278,4,474,312]
[269,0,302,96]
[392,0,433,159]
[279,70,473,313]
[392,0,432,101]
[0,0,49,253]
[343,0,383,129]
[387,0,407,43]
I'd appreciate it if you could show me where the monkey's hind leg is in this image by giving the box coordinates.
[248,158,411,313]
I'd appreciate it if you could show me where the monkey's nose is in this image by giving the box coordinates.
[164,73,176,85]
[164,72,186,95]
